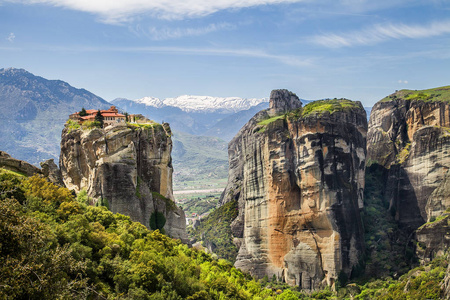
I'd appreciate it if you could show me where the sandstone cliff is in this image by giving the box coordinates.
[221,90,367,290]
[60,122,187,243]
[367,86,450,229]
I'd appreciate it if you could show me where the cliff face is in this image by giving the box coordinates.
[60,123,187,242]
[367,87,450,229]
[221,90,367,290]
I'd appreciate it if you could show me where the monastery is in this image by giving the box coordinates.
[69,106,126,127]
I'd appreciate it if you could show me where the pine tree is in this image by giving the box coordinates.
[95,110,104,128]
[79,107,87,116]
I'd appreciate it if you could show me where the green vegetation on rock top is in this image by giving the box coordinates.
[301,98,360,117]
[257,114,285,126]
[380,86,450,103]
[127,121,162,129]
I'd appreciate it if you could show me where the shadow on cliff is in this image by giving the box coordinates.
[361,163,421,278]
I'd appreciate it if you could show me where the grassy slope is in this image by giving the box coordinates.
[380,85,450,103]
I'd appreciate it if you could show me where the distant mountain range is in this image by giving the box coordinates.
[0,68,111,165]
[111,97,270,140]
[130,95,269,113]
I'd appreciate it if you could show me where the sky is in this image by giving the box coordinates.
[0,0,449,106]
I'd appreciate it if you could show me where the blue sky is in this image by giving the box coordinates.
[1,0,449,106]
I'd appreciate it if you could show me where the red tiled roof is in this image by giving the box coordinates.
[80,115,96,120]
[102,113,125,117]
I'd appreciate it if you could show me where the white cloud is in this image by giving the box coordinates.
[32,44,314,67]
[143,23,236,40]
[398,80,408,84]
[7,0,306,22]
[6,32,15,42]
[311,20,450,48]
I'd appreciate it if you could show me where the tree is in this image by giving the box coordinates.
[79,107,88,116]
[95,110,104,128]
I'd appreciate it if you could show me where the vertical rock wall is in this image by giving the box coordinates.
[221,91,367,290]
[60,123,187,243]
[367,90,450,228]
[366,87,450,267]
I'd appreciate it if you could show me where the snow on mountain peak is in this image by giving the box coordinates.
[132,95,269,113]
[134,96,165,108]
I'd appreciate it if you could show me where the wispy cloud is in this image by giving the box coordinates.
[139,23,236,40]
[8,0,307,22]
[311,20,450,48]
[33,44,314,67]
[6,32,15,42]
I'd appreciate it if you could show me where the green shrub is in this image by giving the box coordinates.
[150,211,166,232]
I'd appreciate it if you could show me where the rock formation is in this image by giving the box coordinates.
[60,122,188,243]
[0,150,41,176]
[415,214,450,264]
[40,159,65,186]
[367,86,450,229]
[221,90,367,290]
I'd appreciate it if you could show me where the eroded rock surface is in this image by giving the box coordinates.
[60,123,187,243]
[367,87,450,229]
[40,159,64,186]
[221,91,367,290]
[416,214,450,264]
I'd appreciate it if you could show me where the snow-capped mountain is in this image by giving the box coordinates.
[133,95,269,113]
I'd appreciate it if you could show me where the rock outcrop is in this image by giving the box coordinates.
[40,159,65,186]
[415,214,450,264]
[367,86,450,229]
[60,122,187,243]
[0,150,41,176]
[221,91,367,290]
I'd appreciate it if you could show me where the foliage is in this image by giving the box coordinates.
[127,122,162,130]
[150,211,166,232]
[95,109,104,128]
[189,200,239,263]
[76,189,92,205]
[79,107,87,116]
[0,168,26,203]
[351,255,447,299]
[258,114,285,126]
[66,119,101,132]
[152,191,177,211]
[65,119,80,132]
[418,213,450,229]
[81,120,102,129]
[301,98,359,117]
[396,142,411,164]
